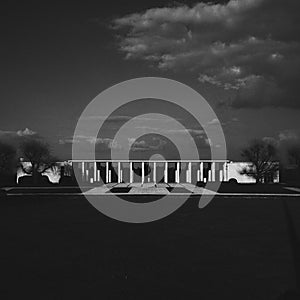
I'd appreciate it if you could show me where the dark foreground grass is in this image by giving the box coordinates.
[0,195,300,299]
[5,187,85,194]
[217,183,298,194]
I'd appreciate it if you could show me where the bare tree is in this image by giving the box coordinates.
[19,139,58,184]
[0,141,17,178]
[288,144,300,171]
[240,139,278,183]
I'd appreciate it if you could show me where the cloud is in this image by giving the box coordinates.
[59,135,122,150]
[278,130,299,142]
[17,128,37,136]
[0,128,36,137]
[82,115,176,123]
[0,128,38,143]
[130,140,148,151]
[130,126,205,137]
[58,138,78,145]
[112,0,300,108]
[95,138,122,150]
[130,136,167,152]
[82,115,132,122]
[273,130,300,164]
[0,128,41,155]
[262,136,279,147]
[207,118,220,125]
[260,130,300,148]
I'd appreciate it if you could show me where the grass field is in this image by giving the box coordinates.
[0,194,300,299]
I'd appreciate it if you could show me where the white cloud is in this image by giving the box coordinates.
[17,128,37,136]
[130,137,167,152]
[59,135,122,150]
[207,118,220,125]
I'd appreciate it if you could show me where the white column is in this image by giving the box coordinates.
[142,162,145,184]
[97,170,100,182]
[208,170,211,182]
[219,170,223,181]
[223,162,227,182]
[86,169,89,182]
[164,162,168,183]
[106,162,109,183]
[94,162,97,182]
[118,162,121,183]
[200,162,204,181]
[153,162,156,183]
[188,162,192,183]
[81,162,85,180]
[108,170,111,182]
[211,162,215,182]
[130,162,133,183]
[176,162,180,183]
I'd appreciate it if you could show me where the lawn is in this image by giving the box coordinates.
[0,194,299,299]
[217,182,299,194]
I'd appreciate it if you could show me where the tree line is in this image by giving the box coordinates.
[0,137,300,186]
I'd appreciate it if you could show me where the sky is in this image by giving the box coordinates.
[1,0,300,161]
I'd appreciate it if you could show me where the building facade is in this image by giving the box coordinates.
[16,160,280,184]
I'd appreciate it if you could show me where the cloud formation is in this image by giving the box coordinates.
[59,135,122,151]
[129,136,167,152]
[112,0,300,108]
[17,128,37,137]
[0,128,38,145]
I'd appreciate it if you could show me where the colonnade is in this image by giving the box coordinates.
[71,160,229,184]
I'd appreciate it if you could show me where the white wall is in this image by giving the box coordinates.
[227,162,256,183]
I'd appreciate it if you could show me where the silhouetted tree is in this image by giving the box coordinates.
[0,142,17,185]
[288,144,300,171]
[19,139,58,184]
[240,139,278,183]
[133,162,151,177]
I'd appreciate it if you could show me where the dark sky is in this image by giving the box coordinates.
[1,0,300,160]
